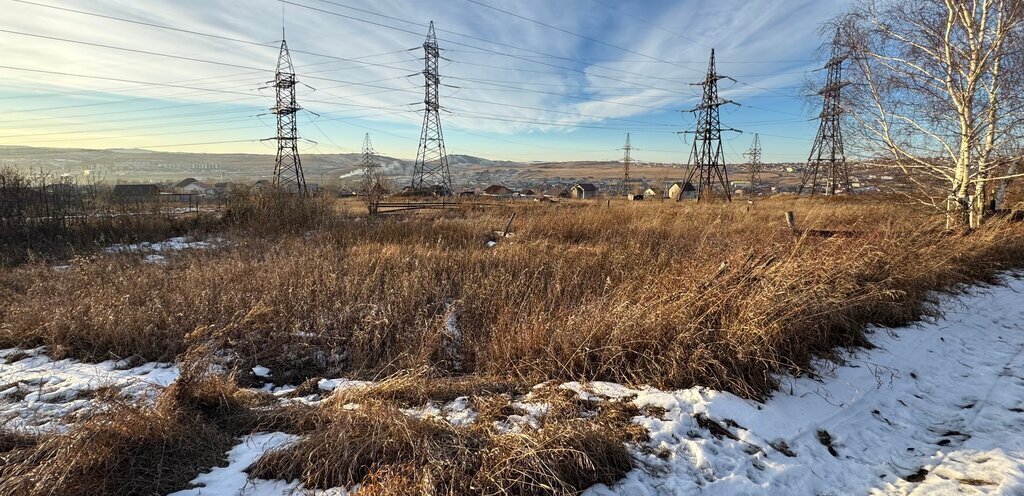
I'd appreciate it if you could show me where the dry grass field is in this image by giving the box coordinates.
[2,193,1024,495]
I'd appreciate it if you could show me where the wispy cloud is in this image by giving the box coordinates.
[0,0,847,160]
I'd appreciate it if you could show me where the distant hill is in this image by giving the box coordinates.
[0,145,527,185]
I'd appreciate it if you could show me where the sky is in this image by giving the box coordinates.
[0,0,849,163]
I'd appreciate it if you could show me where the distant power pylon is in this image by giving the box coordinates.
[269,30,306,195]
[800,29,851,196]
[410,21,452,197]
[360,133,384,214]
[620,133,633,196]
[682,49,739,202]
[744,133,762,196]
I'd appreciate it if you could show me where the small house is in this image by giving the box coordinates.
[544,187,570,198]
[668,181,697,201]
[174,178,213,194]
[571,183,598,199]
[643,186,663,199]
[519,189,537,197]
[483,185,514,197]
[112,184,160,203]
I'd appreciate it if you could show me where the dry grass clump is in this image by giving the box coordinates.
[0,356,322,496]
[0,430,37,473]
[474,418,634,495]
[221,188,336,235]
[0,401,232,496]
[251,401,480,492]
[250,390,637,495]
[330,367,525,407]
[0,430,36,454]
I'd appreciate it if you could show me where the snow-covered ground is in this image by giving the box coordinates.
[2,273,1022,494]
[168,432,308,496]
[103,236,217,254]
[585,272,1024,495]
[0,347,178,431]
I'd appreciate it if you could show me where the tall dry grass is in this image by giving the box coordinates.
[3,196,1024,494]
[3,197,1023,395]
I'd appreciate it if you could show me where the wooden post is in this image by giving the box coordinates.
[785,211,796,231]
[502,212,516,237]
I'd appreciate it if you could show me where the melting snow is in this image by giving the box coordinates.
[0,347,178,431]
[104,236,218,256]
[403,396,478,427]
[169,432,303,496]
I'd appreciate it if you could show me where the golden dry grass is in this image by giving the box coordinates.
[250,384,637,495]
[0,401,232,496]
[2,194,1024,494]
[3,196,1022,395]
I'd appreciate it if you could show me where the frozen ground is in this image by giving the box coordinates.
[1,273,1021,494]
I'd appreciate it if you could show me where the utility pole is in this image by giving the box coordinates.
[744,133,762,196]
[682,49,739,202]
[620,133,632,196]
[410,21,452,197]
[360,133,383,214]
[269,30,307,195]
[800,29,851,196]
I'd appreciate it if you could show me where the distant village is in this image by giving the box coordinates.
[110,166,892,204]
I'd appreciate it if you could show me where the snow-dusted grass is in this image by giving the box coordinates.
[1,275,1022,494]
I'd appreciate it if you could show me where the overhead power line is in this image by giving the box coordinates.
[462,0,704,75]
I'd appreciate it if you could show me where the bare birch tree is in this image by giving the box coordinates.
[836,0,1024,226]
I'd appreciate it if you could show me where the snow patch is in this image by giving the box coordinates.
[403,396,478,427]
[586,273,1024,495]
[104,236,219,256]
[0,347,178,431]
[168,432,303,496]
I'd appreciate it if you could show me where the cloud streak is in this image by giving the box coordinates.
[0,0,848,161]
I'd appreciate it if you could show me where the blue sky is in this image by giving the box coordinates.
[0,0,848,163]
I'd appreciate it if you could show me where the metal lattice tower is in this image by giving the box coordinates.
[682,49,739,202]
[410,21,452,197]
[270,31,307,195]
[744,133,762,195]
[360,133,380,192]
[620,133,632,196]
[360,133,383,213]
[800,29,851,196]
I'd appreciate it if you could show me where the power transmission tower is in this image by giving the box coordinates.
[269,30,307,195]
[360,133,384,214]
[744,133,762,196]
[410,21,452,197]
[620,133,632,196]
[800,29,851,196]
[682,49,739,202]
